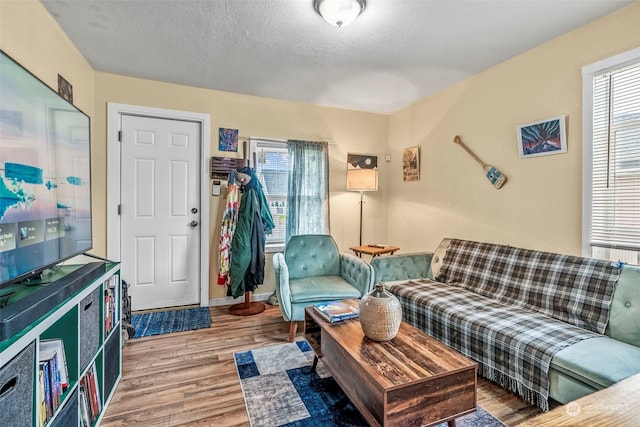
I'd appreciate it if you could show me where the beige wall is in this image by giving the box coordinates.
[386,1,640,256]
[1,0,387,300]
[93,74,387,299]
[0,0,97,247]
[0,1,94,115]
[2,0,639,300]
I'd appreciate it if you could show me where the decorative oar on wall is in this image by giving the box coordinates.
[453,135,507,189]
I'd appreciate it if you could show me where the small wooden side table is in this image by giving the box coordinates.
[350,245,400,258]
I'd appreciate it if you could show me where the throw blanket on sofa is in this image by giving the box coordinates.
[389,279,601,411]
[435,239,621,334]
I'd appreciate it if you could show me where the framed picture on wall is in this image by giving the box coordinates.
[402,146,420,182]
[516,115,567,158]
[219,128,239,152]
[346,153,378,190]
[57,74,73,104]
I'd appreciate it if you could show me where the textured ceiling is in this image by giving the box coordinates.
[41,0,633,114]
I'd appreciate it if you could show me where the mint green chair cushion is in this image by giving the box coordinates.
[289,277,362,303]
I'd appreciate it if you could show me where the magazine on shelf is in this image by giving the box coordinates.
[313,298,360,323]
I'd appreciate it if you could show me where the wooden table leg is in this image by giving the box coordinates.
[448,420,456,427]
[311,355,319,372]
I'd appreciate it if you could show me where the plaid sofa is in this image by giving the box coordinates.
[371,238,640,411]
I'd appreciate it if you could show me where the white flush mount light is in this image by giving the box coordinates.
[313,0,366,28]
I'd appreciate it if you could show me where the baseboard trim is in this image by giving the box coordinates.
[208,292,273,307]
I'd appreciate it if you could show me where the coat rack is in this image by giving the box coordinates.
[228,140,268,316]
[229,292,265,315]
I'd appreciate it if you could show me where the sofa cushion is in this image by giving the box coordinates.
[430,238,452,278]
[550,337,640,390]
[289,276,362,303]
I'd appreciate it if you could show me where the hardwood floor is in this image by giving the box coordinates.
[101,305,544,426]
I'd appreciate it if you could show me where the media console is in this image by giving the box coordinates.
[0,254,121,426]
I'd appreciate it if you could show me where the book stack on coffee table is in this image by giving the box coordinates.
[313,299,360,323]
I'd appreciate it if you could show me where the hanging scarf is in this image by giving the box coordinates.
[217,169,240,285]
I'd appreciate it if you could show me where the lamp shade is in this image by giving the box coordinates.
[313,0,366,28]
[347,168,378,191]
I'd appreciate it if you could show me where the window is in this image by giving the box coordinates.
[250,138,288,250]
[583,48,640,264]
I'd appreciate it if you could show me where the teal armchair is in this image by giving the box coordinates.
[273,234,374,341]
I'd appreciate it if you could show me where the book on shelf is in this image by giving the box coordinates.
[79,384,91,427]
[81,362,102,423]
[39,345,64,419]
[105,275,119,335]
[313,298,360,323]
[37,365,47,426]
[88,363,102,415]
[39,360,52,420]
[105,286,113,334]
[39,338,68,390]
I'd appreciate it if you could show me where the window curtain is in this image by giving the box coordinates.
[285,140,330,242]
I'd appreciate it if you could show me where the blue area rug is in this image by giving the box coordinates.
[131,307,211,338]
[234,341,505,427]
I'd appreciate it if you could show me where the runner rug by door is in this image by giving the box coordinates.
[131,307,211,338]
[234,340,506,427]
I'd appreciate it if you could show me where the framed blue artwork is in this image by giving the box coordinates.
[517,115,567,158]
[219,128,238,152]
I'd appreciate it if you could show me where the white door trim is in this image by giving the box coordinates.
[107,102,211,307]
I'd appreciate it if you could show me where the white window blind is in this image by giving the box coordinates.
[591,61,640,253]
[250,138,288,248]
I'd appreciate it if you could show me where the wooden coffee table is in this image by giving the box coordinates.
[304,307,477,427]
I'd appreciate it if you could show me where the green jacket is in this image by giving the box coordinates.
[229,169,274,298]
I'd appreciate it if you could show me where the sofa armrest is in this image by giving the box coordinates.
[339,252,375,296]
[273,252,293,322]
[607,264,640,348]
[371,252,434,283]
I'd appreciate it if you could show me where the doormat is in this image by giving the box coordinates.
[131,307,211,338]
[234,341,505,427]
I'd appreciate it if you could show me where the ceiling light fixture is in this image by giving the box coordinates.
[313,0,366,28]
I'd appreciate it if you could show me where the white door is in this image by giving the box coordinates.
[120,115,201,310]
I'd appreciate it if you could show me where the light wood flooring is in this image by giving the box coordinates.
[101,305,545,426]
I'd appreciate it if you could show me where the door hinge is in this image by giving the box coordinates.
[117,205,121,215]
[118,130,122,142]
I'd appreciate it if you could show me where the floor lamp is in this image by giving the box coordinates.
[346,168,378,246]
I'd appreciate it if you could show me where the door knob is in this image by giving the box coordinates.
[190,220,199,228]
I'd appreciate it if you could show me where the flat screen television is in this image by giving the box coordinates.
[0,50,93,290]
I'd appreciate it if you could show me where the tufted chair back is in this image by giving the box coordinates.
[284,234,341,280]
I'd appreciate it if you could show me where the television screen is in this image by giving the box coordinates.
[0,50,92,288]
